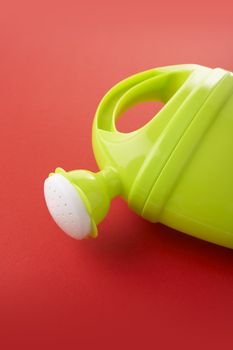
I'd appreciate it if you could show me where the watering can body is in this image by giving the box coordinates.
[44,64,233,248]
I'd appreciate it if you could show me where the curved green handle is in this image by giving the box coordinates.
[92,64,211,198]
[94,65,199,134]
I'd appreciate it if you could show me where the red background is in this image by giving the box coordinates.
[1,0,233,348]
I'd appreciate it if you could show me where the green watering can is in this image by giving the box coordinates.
[44,64,233,248]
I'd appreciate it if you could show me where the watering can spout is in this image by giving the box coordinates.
[44,166,121,239]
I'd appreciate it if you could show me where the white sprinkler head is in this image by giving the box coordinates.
[44,174,92,239]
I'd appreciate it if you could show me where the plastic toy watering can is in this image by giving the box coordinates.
[44,64,233,248]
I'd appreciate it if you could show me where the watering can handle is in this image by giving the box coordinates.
[94,64,204,133]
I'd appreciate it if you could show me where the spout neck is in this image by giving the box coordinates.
[97,167,122,199]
